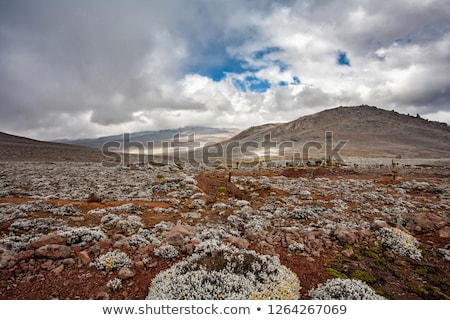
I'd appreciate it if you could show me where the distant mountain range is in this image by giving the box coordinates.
[54,126,240,150]
[1,106,449,162]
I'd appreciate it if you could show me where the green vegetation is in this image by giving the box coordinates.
[217,186,227,194]
[326,267,347,279]
[350,270,376,284]
[413,267,428,276]
[408,285,428,297]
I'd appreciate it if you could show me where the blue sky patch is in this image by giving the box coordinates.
[292,76,301,85]
[253,46,282,59]
[245,75,271,92]
[232,78,247,92]
[231,75,272,93]
[337,51,351,66]
[193,57,259,82]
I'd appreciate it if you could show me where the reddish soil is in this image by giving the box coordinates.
[1,167,449,300]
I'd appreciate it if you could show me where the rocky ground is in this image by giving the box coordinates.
[0,161,449,299]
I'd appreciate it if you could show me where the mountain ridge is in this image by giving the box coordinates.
[218,105,450,159]
[54,126,240,149]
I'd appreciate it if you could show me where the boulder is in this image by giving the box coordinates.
[118,267,135,280]
[78,250,91,265]
[165,232,184,246]
[0,247,17,269]
[333,226,358,245]
[414,212,447,232]
[35,244,71,260]
[225,236,250,249]
[165,224,195,246]
[17,250,35,261]
[51,264,64,275]
[29,233,67,249]
[438,226,450,238]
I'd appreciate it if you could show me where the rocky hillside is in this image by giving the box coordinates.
[0,132,104,162]
[221,105,450,159]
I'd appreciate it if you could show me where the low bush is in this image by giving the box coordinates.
[92,250,133,271]
[376,227,422,260]
[309,278,384,300]
[147,240,300,300]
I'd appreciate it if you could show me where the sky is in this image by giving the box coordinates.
[0,0,449,140]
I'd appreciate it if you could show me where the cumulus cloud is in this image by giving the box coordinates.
[0,0,449,140]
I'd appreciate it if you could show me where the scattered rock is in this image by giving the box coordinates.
[118,267,135,280]
[29,234,67,249]
[35,244,71,260]
[95,291,110,300]
[333,226,358,245]
[135,261,145,270]
[225,236,250,249]
[438,226,450,238]
[17,250,34,261]
[40,259,54,270]
[0,247,17,269]
[62,258,76,266]
[414,212,447,232]
[51,264,64,275]
[78,250,91,265]
[164,224,195,246]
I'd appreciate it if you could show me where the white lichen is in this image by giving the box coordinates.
[154,244,179,258]
[376,227,422,260]
[147,240,300,300]
[92,250,133,271]
[309,278,384,300]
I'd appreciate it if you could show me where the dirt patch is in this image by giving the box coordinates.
[195,172,247,201]
[282,167,361,179]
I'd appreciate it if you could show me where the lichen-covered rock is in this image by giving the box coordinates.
[147,240,300,300]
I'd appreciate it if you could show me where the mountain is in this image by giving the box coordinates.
[213,105,450,162]
[0,132,103,162]
[55,126,240,150]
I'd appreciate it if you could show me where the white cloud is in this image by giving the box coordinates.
[0,0,449,140]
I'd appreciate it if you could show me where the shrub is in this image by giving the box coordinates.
[146,240,301,300]
[8,218,65,233]
[49,204,82,216]
[288,243,305,252]
[309,278,384,300]
[289,206,330,220]
[92,250,133,271]
[154,244,179,258]
[0,233,42,253]
[100,214,143,235]
[107,278,122,292]
[129,228,161,248]
[60,226,106,246]
[376,227,422,260]
[217,186,227,194]
[188,199,205,209]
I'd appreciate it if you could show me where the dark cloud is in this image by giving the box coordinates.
[0,0,449,140]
